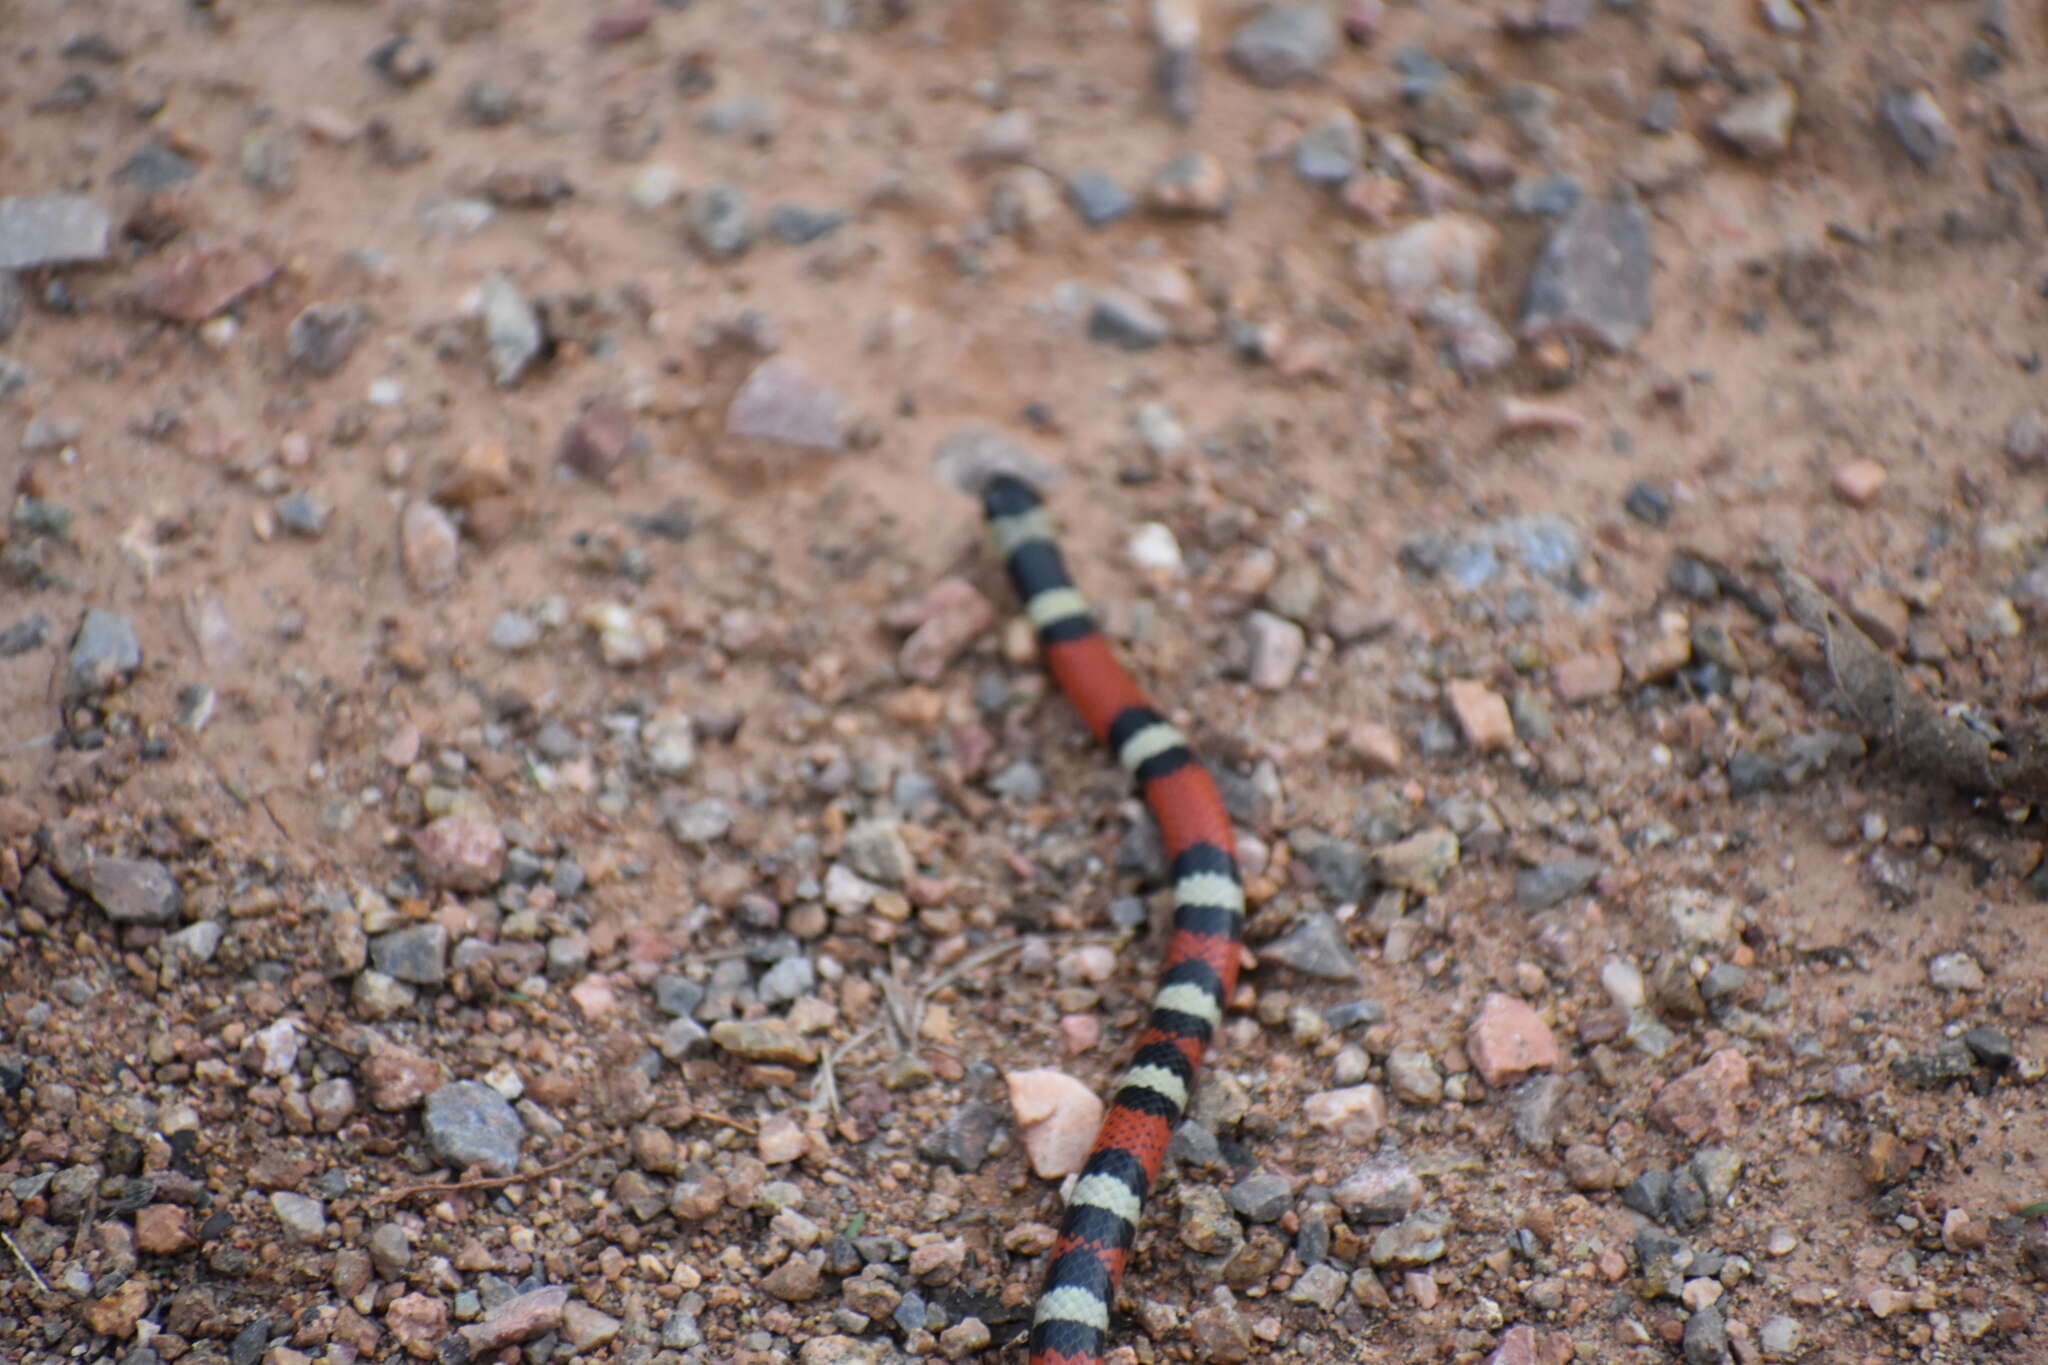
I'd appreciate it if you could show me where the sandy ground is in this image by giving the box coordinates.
[1,1,2045,1362]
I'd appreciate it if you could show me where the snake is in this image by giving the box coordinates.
[980,474,1248,1365]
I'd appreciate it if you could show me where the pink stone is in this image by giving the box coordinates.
[1485,1324,1538,1365]
[1447,678,1513,751]
[1466,992,1559,1087]
[1648,1047,1751,1141]
[362,1041,443,1111]
[1005,1068,1104,1178]
[756,1113,807,1164]
[386,1292,450,1360]
[1831,458,1887,505]
[1059,1013,1101,1055]
[413,814,505,892]
[897,578,997,683]
[569,974,618,1020]
[461,1286,568,1353]
[1551,652,1621,703]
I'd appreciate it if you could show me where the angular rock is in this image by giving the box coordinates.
[1880,87,1956,172]
[1006,1068,1103,1177]
[1263,912,1358,978]
[1519,188,1653,352]
[1649,1048,1750,1141]
[1227,5,1340,87]
[422,1080,525,1176]
[480,273,544,388]
[727,358,845,451]
[0,194,112,269]
[461,1286,569,1353]
[1713,78,1797,158]
[1466,992,1558,1087]
[130,243,281,323]
[559,397,634,481]
[399,498,460,593]
[289,303,369,377]
[86,856,181,924]
[67,608,141,697]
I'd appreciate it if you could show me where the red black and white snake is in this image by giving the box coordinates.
[980,474,1247,1365]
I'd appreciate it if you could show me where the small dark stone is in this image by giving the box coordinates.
[1513,857,1600,910]
[1892,1040,1977,1088]
[688,183,753,258]
[1325,998,1387,1031]
[368,34,437,88]
[1624,481,1672,526]
[1725,750,1778,797]
[1641,88,1680,134]
[920,1100,1000,1172]
[1520,186,1655,352]
[288,303,369,377]
[767,204,846,245]
[1226,1171,1295,1223]
[117,142,198,191]
[1661,1170,1708,1227]
[1621,1170,1673,1220]
[0,613,51,657]
[463,79,521,125]
[1962,1026,2014,1072]
[1296,835,1372,903]
[275,491,328,537]
[1667,555,1719,601]
[1683,1304,1729,1365]
[1262,912,1358,980]
[230,1319,271,1365]
[1509,1074,1564,1149]
[1066,170,1133,227]
[1087,290,1168,351]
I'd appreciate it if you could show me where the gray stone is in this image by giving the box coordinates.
[988,759,1045,801]
[1758,1316,1800,1360]
[275,491,328,537]
[1262,912,1358,979]
[0,194,112,269]
[919,1100,1000,1173]
[757,954,815,1005]
[726,358,845,451]
[371,923,450,984]
[480,273,543,388]
[288,303,368,377]
[1682,1303,1728,1365]
[1066,170,1132,227]
[1227,5,1340,87]
[1369,1208,1450,1267]
[1513,857,1600,910]
[87,857,181,923]
[270,1191,327,1243]
[689,183,754,258]
[1520,188,1654,352]
[1509,1073,1564,1149]
[767,204,845,245]
[842,820,913,884]
[487,611,540,653]
[0,271,23,342]
[0,353,30,400]
[1295,111,1363,184]
[1295,835,1370,903]
[1333,1159,1420,1222]
[422,1081,525,1176]
[1880,88,1956,172]
[166,919,225,963]
[118,142,198,191]
[67,608,141,697]
[1088,290,1168,350]
[1226,1171,1295,1222]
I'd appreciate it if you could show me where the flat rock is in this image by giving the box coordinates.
[1714,78,1797,158]
[1263,911,1358,978]
[1649,1047,1750,1141]
[0,194,112,269]
[130,243,281,322]
[1228,5,1340,87]
[462,1286,569,1353]
[422,1080,525,1176]
[727,358,845,451]
[67,608,141,697]
[1006,1068,1102,1177]
[413,814,505,892]
[399,499,461,593]
[1519,188,1653,351]
[86,856,181,923]
[480,273,543,388]
[1467,992,1558,1087]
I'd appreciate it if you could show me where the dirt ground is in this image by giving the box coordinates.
[2,0,2046,1362]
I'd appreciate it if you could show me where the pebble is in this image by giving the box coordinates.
[1243,610,1306,690]
[768,204,846,244]
[1149,152,1234,218]
[135,1204,194,1254]
[991,166,1062,240]
[689,183,754,257]
[1006,1069,1102,1177]
[1228,1171,1295,1222]
[1088,288,1169,350]
[1518,187,1655,352]
[1714,78,1798,158]
[1758,1315,1800,1360]
[1227,4,1339,86]
[1345,723,1404,774]
[1926,950,1985,991]
[1649,1048,1750,1141]
[1377,828,1458,895]
[423,1080,526,1176]
[2004,409,2048,465]
[642,708,695,776]
[1369,1208,1449,1267]
[400,498,461,593]
[167,919,224,962]
[559,397,633,482]
[1066,170,1132,227]
[1263,912,1358,978]
[287,302,367,376]
[1467,993,1558,1087]
[0,193,112,269]
[726,358,845,451]
[1303,1083,1386,1141]
[757,1113,809,1164]
[479,273,543,388]
[1333,1159,1420,1221]
[710,1019,817,1066]
[270,1191,327,1243]
[1296,110,1364,184]
[413,814,505,892]
[1447,679,1513,752]
[275,491,328,537]
[67,608,141,697]
[371,923,450,984]
[1385,1045,1443,1105]
[1357,214,1496,313]
[85,856,181,923]
[1880,87,1957,171]
[1514,857,1599,910]
[898,579,996,683]
[1831,458,1887,505]
[462,1286,568,1352]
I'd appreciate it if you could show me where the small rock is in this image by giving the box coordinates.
[1880,87,1957,172]
[1148,152,1234,218]
[1831,458,1887,505]
[1519,187,1655,352]
[1303,1083,1386,1141]
[1006,1069,1103,1177]
[399,499,460,593]
[0,193,113,269]
[271,1191,327,1242]
[1263,912,1357,979]
[2004,409,2048,465]
[1088,289,1169,350]
[1296,110,1364,184]
[898,579,997,683]
[136,1203,195,1254]
[1758,1316,1801,1360]
[1345,722,1404,774]
[1649,1048,1750,1141]
[1228,4,1340,86]
[1926,950,1985,991]
[689,182,753,258]
[1514,857,1599,910]
[727,358,845,451]
[85,1279,149,1337]
[422,1081,525,1176]
[1467,992,1558,1087]
[1333,1159,1420,1221]
[86,856,181,923]
[559,397,633,482]
[1714,78,1798,158]
[371,923,450,984]
[1563,1143,1620,1191]
[1244,610,1306,690]
[1447,679,1513,752]
[1377,828,1459,896]
[709,1019,817,1066]
[1384,1045,1443,1105]
[413,815,505,892]
[67,608,141,697]
[1369,1208,1450,1267]
[363,1042,443,1110]
[461,1286,569,1353]
[131,242,281,322]
[1066,170,1132,227]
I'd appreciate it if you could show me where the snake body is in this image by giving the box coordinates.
[981,475,1247,1365]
